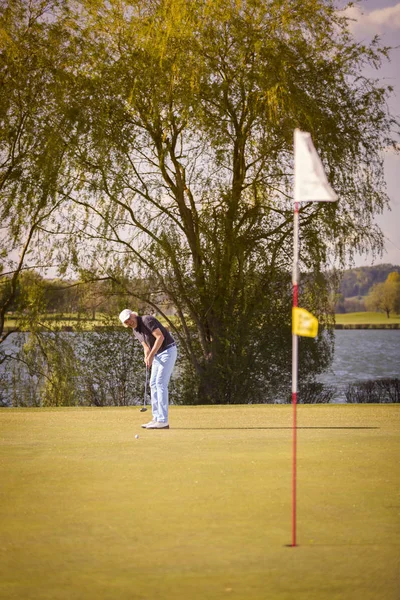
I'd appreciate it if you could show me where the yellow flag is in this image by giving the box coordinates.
[292,307,318,338]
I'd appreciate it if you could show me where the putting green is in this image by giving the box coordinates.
[0,405,399,600]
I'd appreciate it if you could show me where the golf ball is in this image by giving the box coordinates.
[135,434,139,439]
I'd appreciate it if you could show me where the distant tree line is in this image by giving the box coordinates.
[2,264,399,336]
[0,272,147,323]
[335,265,400,315]
[338,264,400,298]
[0,270,178,331]
[3,264,399,322]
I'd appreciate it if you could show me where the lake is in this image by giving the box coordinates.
[316,329,400,402]
[1,330,399,405]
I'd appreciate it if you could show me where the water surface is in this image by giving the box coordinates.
[317,330,400,402]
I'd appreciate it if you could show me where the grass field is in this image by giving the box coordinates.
[335,312,400,325]
[0,405,399,600]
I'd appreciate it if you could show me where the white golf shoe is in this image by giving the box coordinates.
[141,420,157,429]
[146,422,170,429]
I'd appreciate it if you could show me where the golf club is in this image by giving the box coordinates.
[140,367,149,412]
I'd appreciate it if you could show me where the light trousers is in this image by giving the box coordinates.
[150,345,177,423]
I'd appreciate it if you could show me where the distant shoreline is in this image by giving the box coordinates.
[334,323,400,329]
[4,324,400,334]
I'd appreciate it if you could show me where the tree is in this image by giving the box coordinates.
[365,272,400,318]
[0,0,74,351]
[1,1,398,403]
[48,0,397,403]
[339,264,400,298]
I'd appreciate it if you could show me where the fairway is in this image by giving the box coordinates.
[335,312,400,326]
[0,405,399,600]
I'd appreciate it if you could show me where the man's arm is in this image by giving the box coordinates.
[145,328,164,367]
[141,341,150,362]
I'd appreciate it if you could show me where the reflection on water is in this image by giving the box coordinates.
[317,330,400,402]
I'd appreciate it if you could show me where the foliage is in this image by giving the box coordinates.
[345,378,400,404]
[6,324,179,407]
[342,297,366,313]
[20,332,79,406]
[338,264,400,299]
[76,327,145,406]
[297,381,336,404]
[0,0,72,343]
[365,271,400,318]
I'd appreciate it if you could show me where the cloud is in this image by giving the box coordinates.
[345,3,400,35]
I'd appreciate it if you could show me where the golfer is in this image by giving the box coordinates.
[119,309,177,429]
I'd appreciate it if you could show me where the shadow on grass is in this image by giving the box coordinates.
[293,542,400,547]
[172,426,380,430]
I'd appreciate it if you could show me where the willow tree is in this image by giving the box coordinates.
[0,0,74,345]
[58,0,396,403]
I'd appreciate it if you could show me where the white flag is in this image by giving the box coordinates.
[294,129,338,203]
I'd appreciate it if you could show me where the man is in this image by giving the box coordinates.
[119,309,177,429]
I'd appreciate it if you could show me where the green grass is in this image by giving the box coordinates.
[0,405,399,600]
[335,311,400,325]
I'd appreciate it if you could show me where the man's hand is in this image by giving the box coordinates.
[144,328,164,369]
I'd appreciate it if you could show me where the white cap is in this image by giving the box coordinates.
[119,309,133,324]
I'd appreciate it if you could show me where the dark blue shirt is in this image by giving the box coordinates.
[133,315,175,353]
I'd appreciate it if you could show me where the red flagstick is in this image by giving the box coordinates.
[291,129,337,548]
[292,389,297,547]
[292,201,300,547]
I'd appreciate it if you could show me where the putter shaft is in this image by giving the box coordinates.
[140,367,149,412]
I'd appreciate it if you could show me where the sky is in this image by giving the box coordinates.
[345,0,400,267]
